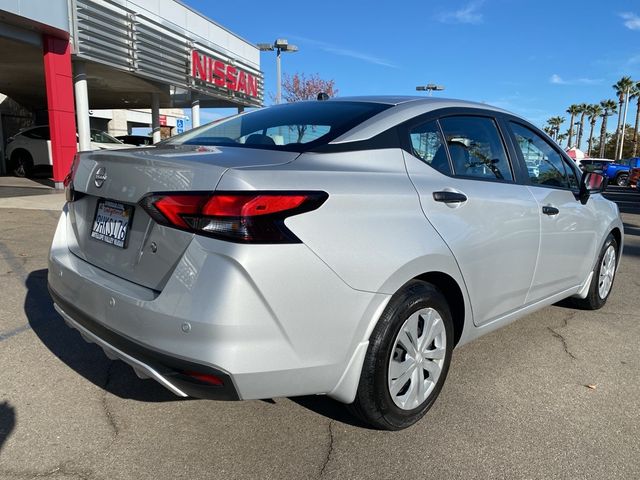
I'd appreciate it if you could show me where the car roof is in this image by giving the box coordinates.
[327,96,513,144]
[329,95,506,110]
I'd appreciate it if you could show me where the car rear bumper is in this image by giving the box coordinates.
[49,286,239,400]
[48,207,386,402]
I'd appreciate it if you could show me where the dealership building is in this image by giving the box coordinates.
[0,0,264,186]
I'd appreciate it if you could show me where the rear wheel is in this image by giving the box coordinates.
[350,280,453,430]
[615,173,628,187]
[572,233,618,310]
[9,151,33,178]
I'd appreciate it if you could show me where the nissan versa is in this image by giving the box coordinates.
[48,97,622,430]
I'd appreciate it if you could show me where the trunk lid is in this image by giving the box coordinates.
[67,145,298,290]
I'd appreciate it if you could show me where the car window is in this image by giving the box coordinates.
[23,127,50,140]
[90,129,123,144]
[239,124,331,146]
[510,122,576,189]
[409,120,451,175]
[439,116,513,181]
[164,101,390,152]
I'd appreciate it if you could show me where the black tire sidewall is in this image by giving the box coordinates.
[360,281,454,429]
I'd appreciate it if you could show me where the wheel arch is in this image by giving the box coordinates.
[610,227,622,262]
[414,271,465,346]
[328,269,469,404]
[10,148,33,161]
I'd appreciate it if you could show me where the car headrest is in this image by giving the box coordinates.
[245,134,276,146]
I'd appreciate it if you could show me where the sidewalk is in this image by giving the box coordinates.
[0,176,65,211]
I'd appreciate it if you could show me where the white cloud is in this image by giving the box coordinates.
[287,35,397,68]
[620,12,640,30]
[437,1,484,25]
[549,74,602,86]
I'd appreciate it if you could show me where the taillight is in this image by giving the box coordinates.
[181,371,224,386]
[139,191,328,243]
[64,154,82,202]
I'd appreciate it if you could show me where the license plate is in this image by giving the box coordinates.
[90,199,134,249]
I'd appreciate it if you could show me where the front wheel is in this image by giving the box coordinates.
[349,281,454,430]
[572,233,618,310]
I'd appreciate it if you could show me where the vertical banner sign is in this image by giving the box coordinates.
[190,50,259,101]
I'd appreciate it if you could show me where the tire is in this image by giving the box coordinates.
[349,280,454,430]
[615,173,628,187]
[572,233,618,310]
[9,151,33,178]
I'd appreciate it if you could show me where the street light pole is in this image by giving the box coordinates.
[416,84,445,96]
[276,47,282,105]
[257,39,298,105]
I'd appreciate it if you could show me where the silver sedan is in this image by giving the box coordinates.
[48,97,622,430]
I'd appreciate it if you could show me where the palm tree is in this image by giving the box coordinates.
[546,116,565,140]
[575,103,589,151]
[613,76,634,158]
[557,132,568,145]
[566,104,581,147]
[599,99,618,158]
[586,104,602,157]
[543,126,555,138]
[631,81,640,157]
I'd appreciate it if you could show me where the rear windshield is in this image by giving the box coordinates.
[163,101,390,152]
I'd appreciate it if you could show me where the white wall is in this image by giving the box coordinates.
[0,0,70,34]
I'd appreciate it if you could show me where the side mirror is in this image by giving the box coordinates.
[579,172,606,205]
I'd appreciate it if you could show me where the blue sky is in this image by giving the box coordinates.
[182,0,640,131]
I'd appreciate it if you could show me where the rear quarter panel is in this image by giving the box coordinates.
[217,148,473,343]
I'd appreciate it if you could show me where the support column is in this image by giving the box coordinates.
[191,99,200,128]
[151,93,161,144]
[73,62,91,152]
[43,35,77,187]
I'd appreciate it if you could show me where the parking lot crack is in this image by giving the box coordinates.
[32,464,94,479]
[318,420,335,479]
[0,462,95,480]
[548,326,577,360]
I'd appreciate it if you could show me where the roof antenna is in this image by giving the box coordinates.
[317,92,329,101]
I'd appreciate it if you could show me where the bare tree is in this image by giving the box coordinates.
[280,73,338,142]
[281,73,338,103]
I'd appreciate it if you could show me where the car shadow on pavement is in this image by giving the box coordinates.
[25,269,180,403]
[290,396,373,429]
[0,400,16,454]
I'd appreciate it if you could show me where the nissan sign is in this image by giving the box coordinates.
[191,50,259,100]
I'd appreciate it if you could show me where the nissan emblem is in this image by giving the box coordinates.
[94,167,107,188]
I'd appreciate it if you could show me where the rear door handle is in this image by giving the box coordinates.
[542,206,559,215]
[433,191,468,203]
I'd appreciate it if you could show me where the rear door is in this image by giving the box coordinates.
[403,112,540,326]
[506,121,598,301]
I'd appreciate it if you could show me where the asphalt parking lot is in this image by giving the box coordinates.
[0,186,639,480]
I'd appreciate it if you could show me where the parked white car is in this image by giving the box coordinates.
[5,126,134,177]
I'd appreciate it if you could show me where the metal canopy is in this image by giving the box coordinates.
[0,0,264,111]
[73,0,264,109]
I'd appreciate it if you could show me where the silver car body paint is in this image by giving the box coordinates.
[48,97,624,404]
